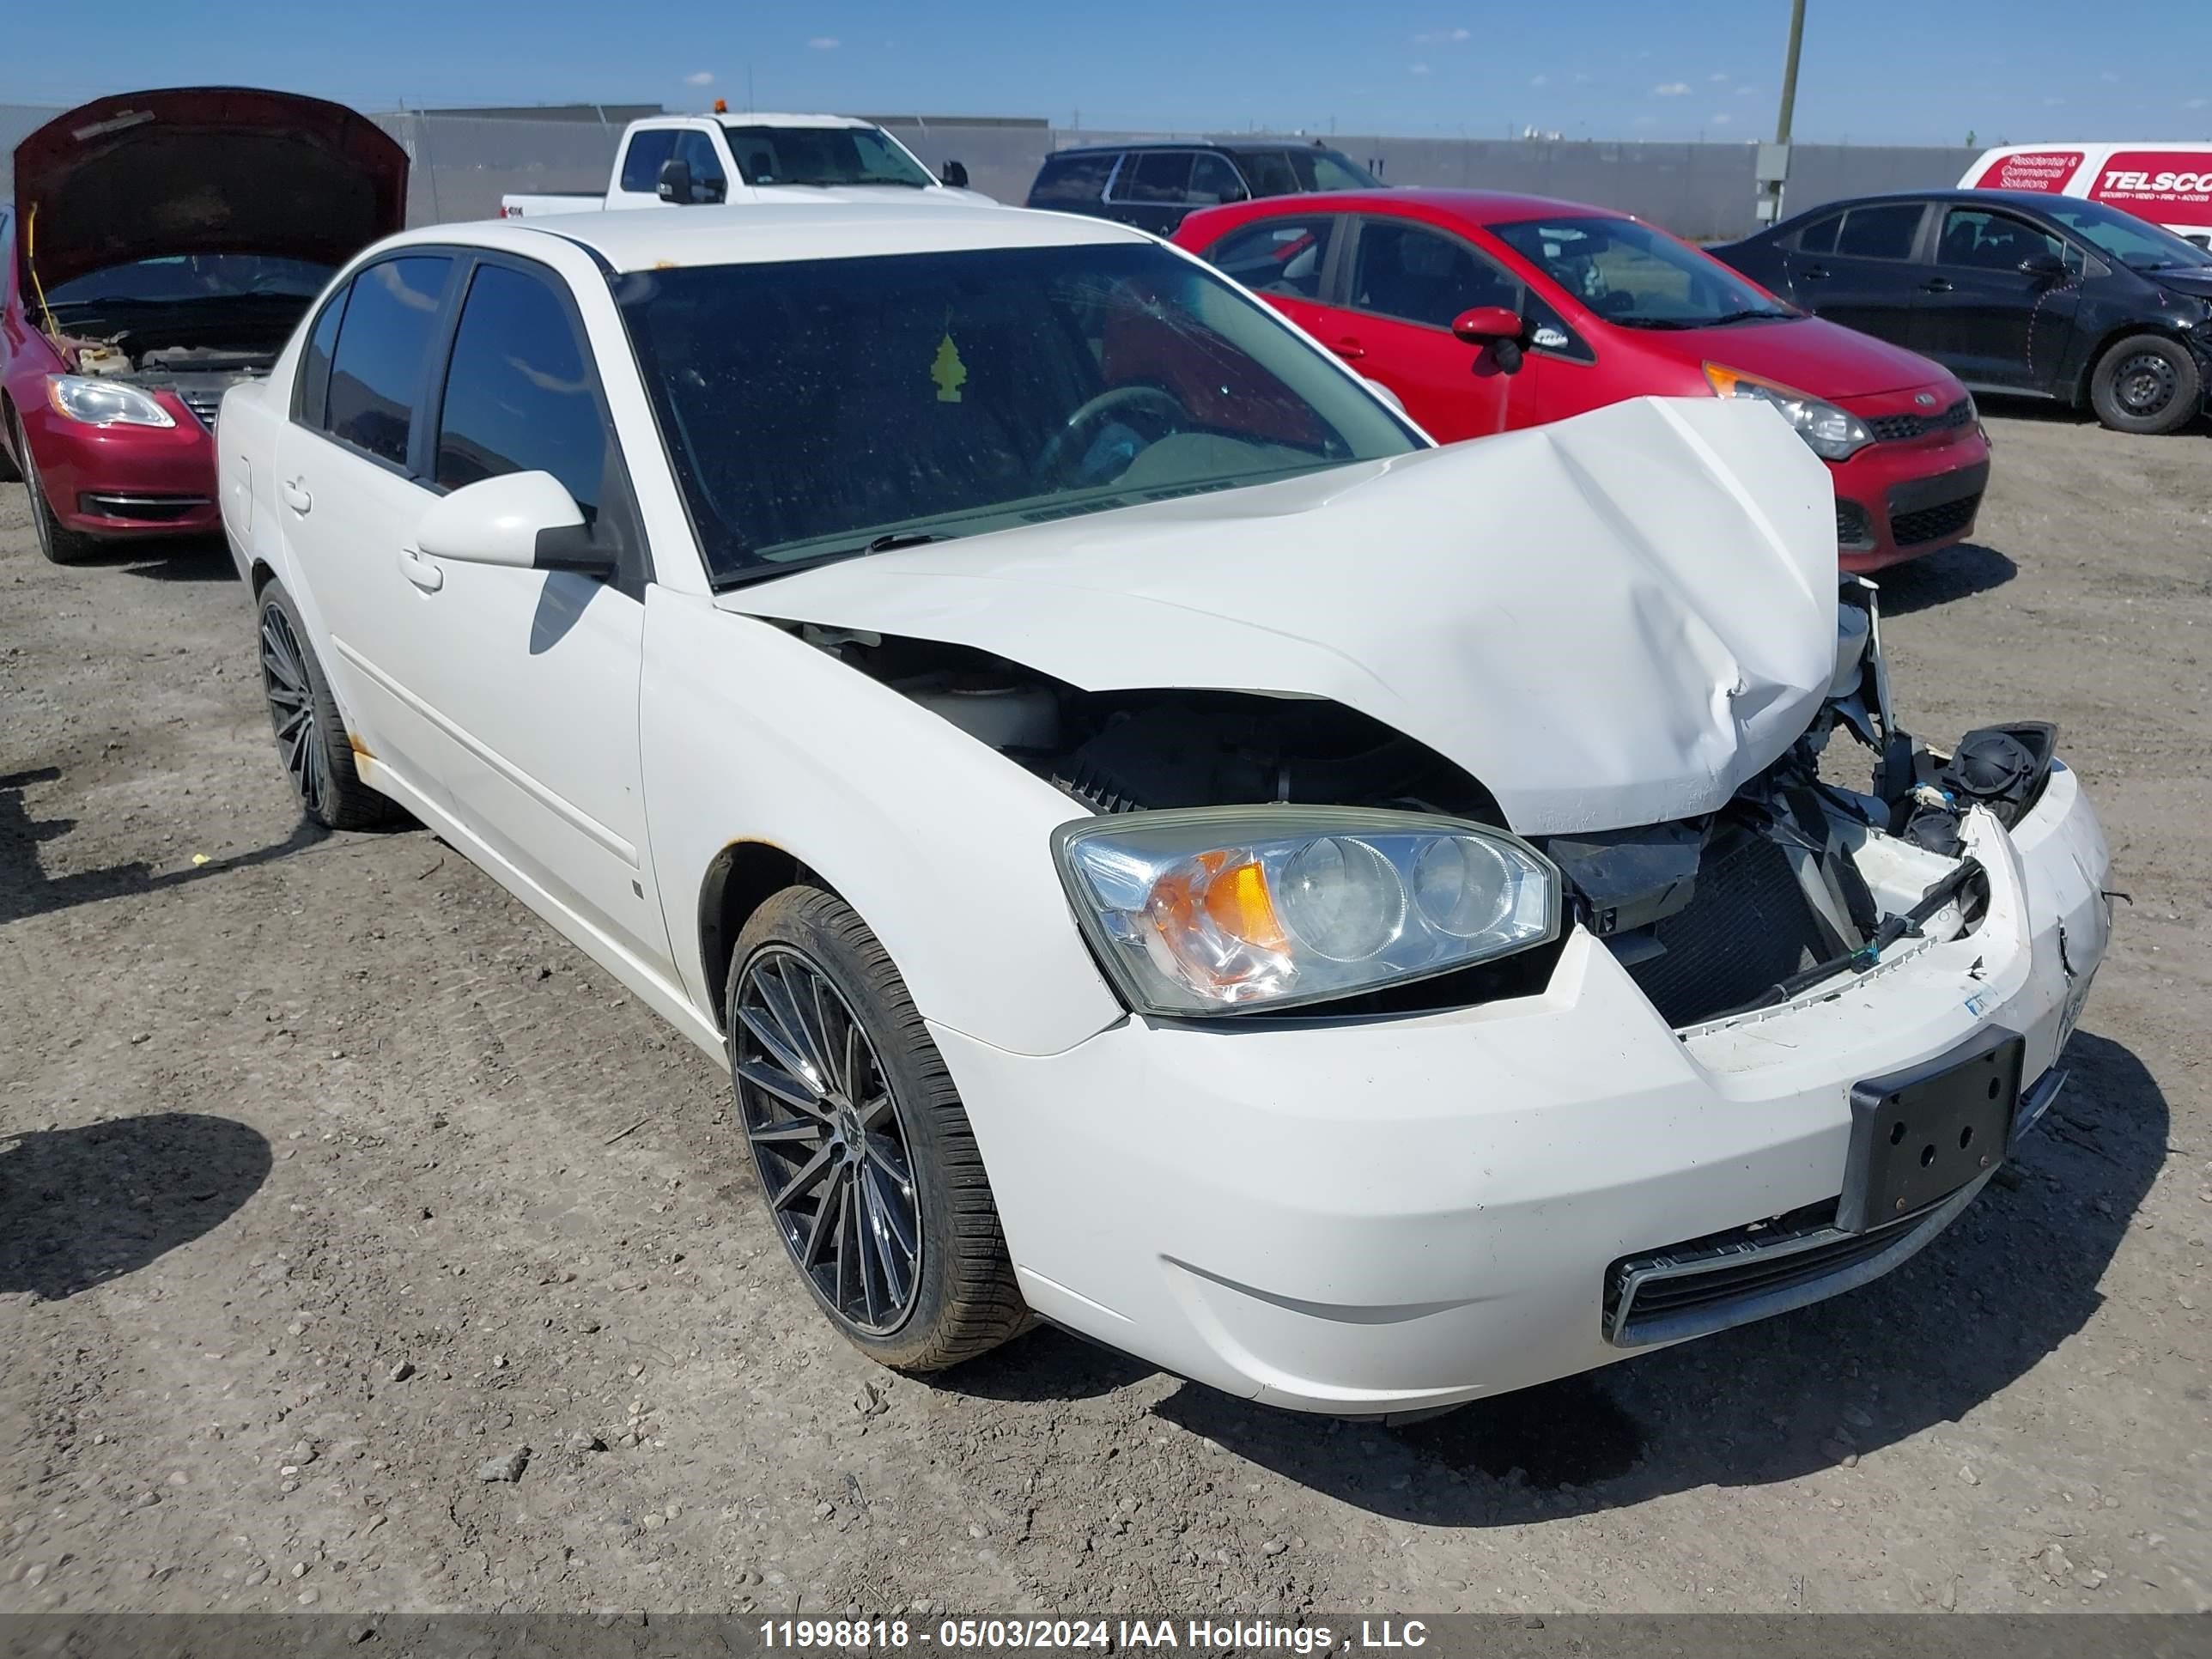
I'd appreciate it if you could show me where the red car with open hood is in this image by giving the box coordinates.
[1172,189,1992,572]
[2,88,407,563]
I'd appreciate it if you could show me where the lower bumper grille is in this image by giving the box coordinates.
[1620,830,1832,1027]
[1836,498,1874,550]
[1891,491,1980,546]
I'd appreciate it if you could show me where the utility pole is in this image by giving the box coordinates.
[1754,0,1806,226]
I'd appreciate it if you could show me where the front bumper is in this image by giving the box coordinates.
[18,392,222,539]
[939,763,2110,1415]
[1827,413,1990,574]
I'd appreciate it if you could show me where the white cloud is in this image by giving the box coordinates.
[2189,96,2209,109]
[1735,83,1756,96]
[1652,82,1691,96]
[1410,62,1432,75]
[1710,71,1729,82]
[683,70,714,86]
[1711,112,1732,125]
[1571,70,1591,83]
[1633,114,1658,127]
[807,35,840,49]
[2044,95,2065,106]
[1413,26,1470,42]
[2100,70,2119,82]
[1529,72,1548,87]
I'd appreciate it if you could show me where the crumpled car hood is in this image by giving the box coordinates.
[716,396,1839,834]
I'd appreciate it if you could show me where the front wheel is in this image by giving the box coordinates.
[2088,333,2202,434]
[726,886,1030,1372]
[14,410,97,565]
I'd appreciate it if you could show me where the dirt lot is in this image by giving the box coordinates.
[2,408,2208,1620]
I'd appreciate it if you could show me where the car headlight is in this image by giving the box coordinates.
[1053,806,1559,1017]
[1704,362,1870,461]
[47,374,175,428]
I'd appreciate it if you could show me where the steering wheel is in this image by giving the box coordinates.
[1035,385,1189,483]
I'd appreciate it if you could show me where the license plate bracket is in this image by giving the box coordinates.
[1839,1029,2023,1233]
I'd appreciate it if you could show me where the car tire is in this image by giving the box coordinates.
[13,410,98,565]
[255,580,398,831]
[2087,333,2202,434]
[0,407,19,483]
[726,885,1030,1373]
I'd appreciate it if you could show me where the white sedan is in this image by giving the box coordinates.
[217,202,2112,1416]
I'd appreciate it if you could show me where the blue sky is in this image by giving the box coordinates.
[7,0,2208,144]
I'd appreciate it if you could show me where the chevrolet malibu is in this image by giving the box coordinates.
[216,203,2111,1415]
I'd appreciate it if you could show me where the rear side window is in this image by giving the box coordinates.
[619,129,679,194]
[1205,216,1339,300]
[1029,151,1115,205]
[1188,153,1247,205]
[1237,151,1300,198]
[434,263,606,519]
[1122,152,1195,204]
[1834,204,1923,260]
[325,255,453,467]
[295,284,351,428]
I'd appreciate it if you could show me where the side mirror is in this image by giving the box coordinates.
[696,173,727,204]
[657,157,694,204]
[416,471,614,578]
[1452,305,1527,374]
[939,160,970,190]
[2017,251,2067,282]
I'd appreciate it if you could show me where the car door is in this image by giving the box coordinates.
[1106,151,1198,236]
[404,253,675,975]
[1783,201,1930,345]
[1194,210,1348,342]
[1911,204,2082,391]
[672,128,731,204]
[1323,215,1531,442]
[276,252,465,808]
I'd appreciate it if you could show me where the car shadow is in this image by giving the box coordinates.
[1978,394,2209,441]
[1148,1030,2165,1526]
[0,1115,272,1302]
[69,533,237,582]
[0,765,331,926]
[1876,541,2018,614]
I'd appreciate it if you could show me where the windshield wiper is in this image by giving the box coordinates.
[1608,315,1698,330]
[1705,307,1795,325]
[708,531,954,592]
[863,532,949,552]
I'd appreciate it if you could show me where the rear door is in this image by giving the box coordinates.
[1026,150,1116,216]
[1913,204,2082,391]
[1324,215,1532,441]
[1103,151,1200,235]
[1782,201,1931,345]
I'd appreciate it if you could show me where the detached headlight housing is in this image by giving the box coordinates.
[1053,806,1560,1017]
[1704,362,1870,460]
[47,374,175,428]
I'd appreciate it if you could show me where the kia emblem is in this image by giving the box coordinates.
[1914,392,1937,407]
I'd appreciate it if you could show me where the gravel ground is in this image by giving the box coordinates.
[2,408,2207,1619]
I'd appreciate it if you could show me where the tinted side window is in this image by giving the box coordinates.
[1188,153,1247,205]
[1028,152,1115,205]
[619,129,679,194]
[1350,220,1519,329]
[1794,214,1842,254]
[1835,204,1923,260]
[673,131,726,198]
[1237,152,1300,198]
[434,264,606,519]
[1936,207,2067,270]
[1124,152,1195,204]
[296,283,352,428]
[1205,216,1338,301]
[325,256,453,468]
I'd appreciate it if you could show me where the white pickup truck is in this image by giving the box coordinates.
[499,112,990,217]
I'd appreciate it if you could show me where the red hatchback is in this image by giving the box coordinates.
[1173,190,1991,571]
[3,88,406,564]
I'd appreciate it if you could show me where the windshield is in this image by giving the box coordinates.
[617,241,1419,584]
[45,254,334,312]
[2039,198,2212,270]
[724,125,933,189]
[1492,215,1792,328]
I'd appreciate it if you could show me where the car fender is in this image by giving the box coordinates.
[639,586,1126,1060]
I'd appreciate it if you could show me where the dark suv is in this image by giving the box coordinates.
[1025,141,1382,236]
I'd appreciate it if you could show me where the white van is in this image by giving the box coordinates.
[1963,143,2212,249]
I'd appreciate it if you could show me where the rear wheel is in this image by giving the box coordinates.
[13,410,97,564]
[256,581,397,830]
[2088,333,2201,434]
[726,886,1030,1373]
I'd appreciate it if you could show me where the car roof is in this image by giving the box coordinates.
[390,202,1149,275]
[1785,188,2069,216]
[705,112,877,130]
[1213,187,1637,225]
[1047,138,1331,157]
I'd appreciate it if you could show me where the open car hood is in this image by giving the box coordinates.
[716,396,1841,835]
[13,87,409,295]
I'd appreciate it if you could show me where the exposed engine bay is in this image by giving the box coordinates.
[46,315,292,427]
[797,577,2062,1027]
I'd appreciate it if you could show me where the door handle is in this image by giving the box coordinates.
[1798,264,1830,281]
[1920,277,1954,293]
[1330,337,1367,361]
[281,477,313,514]
[397,547,444,593]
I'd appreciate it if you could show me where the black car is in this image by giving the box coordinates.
[1024,140,1381,237]
[1716,189,2212,434]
